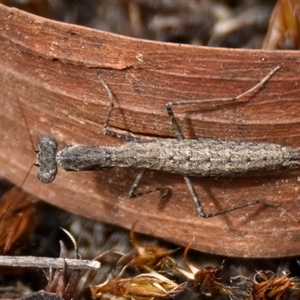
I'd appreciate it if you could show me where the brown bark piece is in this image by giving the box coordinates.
[1,5,300,258]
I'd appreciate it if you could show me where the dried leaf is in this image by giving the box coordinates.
[0,187,36,253]
[262,0,300,49]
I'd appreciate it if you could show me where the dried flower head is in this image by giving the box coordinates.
[45,231,83,300]
[174,242,229,298]
[250,270,300,300]
[91,271,181,300]
[129,221,176,272]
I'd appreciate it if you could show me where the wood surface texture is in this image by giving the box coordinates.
[1,4,300,257]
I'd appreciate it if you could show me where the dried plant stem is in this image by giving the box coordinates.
[0,256,100,270]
